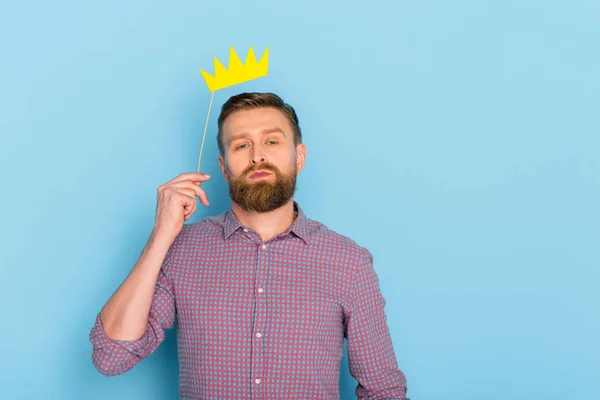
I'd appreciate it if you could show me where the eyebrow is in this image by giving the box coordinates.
[227,128,286,145]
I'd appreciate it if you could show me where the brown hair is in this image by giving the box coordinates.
[217,92,302,156]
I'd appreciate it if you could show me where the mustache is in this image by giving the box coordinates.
[243,164,279,176]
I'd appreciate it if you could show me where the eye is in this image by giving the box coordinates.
[236,143,250,150]
[266,140,278,145]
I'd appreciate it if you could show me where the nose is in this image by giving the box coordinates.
[250,147,266,164]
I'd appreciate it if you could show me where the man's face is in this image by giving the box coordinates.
[218,107,306,212]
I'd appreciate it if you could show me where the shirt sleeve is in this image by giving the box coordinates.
[344,248,409,399]
[89,244,178,376]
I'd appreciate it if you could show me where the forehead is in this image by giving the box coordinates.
[221,107,292,139]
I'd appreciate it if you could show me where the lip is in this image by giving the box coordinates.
[248,171,272,179]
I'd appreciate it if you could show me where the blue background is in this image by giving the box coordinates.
[1,1,598,399]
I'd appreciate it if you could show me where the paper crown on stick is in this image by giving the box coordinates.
[196,46,270,173]
[200,46,270,92]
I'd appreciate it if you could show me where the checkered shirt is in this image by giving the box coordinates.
[89,201,408,399]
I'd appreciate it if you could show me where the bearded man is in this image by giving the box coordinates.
[89,92,409,400]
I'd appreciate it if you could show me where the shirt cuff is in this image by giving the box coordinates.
[89,313,152,357]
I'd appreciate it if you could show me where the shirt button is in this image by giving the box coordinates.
[257,287,264,293]
[261,244,267,250]
[243,228,248,233]
[255,378,261,384]
[256,332,262,338]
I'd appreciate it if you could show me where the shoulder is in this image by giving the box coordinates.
[164,212,227,258]
[306,217,373,264]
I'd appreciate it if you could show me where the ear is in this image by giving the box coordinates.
[295,143,307,175]
[218,155,230,183]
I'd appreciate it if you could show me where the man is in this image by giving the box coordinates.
[89,92,409,399]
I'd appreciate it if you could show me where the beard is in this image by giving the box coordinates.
[227,163,297,213]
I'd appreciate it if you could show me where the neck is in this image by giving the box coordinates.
[231,199,297,242]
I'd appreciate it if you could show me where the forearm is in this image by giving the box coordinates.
[99,230,174,340]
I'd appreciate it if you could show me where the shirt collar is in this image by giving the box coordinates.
[224,200,310,245]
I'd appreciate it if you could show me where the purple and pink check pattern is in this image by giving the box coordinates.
[89,201,408,399]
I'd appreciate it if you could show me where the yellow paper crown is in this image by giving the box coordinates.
[200,46,269,92]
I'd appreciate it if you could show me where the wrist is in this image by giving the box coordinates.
[148,228,176,253]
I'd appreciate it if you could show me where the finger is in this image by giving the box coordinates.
[169,183,209,207]
[169,180,208,193]
[184,198,197,218]
[197,187,209,207]
[172,188,198,201]
[168,172,211,184]
[177,193,196,218]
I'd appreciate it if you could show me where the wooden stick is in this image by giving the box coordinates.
[197,90,215,173]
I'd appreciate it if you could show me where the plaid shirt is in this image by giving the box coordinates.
[89,201,408,399]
